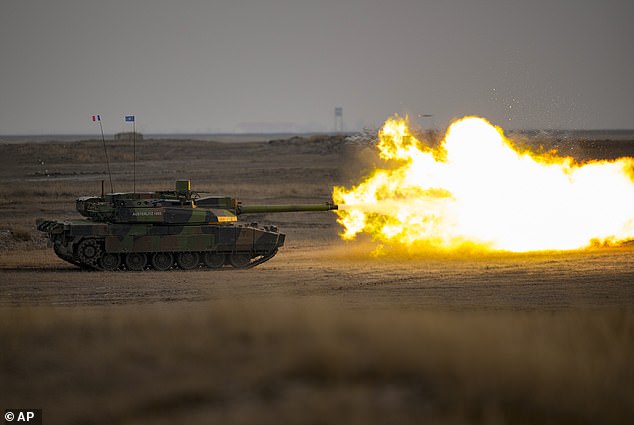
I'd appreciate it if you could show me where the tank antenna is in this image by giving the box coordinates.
[93,114,114,193]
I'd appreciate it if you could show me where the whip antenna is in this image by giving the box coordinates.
[93,114,113,193]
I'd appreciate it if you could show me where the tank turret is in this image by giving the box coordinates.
[37,180,337,271]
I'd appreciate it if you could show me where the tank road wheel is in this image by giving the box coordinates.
[203,252,225,269]
[177,252,200,270]
[126,253,147,271]
[229,253,252,268]
[151,252,174,271]
[100,253,121,271]
[77,239,103,267]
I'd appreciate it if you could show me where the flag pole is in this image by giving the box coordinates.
[125,115,137,193]
[133,118,136,193]
[97,116,114,193]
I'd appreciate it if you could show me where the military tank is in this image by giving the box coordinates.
[37,179,337,271]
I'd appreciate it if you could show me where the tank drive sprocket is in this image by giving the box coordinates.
[77,239,103,268]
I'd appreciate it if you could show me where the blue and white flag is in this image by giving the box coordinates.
[125,115,135,122]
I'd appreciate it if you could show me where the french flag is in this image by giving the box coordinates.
[92,115,101,122]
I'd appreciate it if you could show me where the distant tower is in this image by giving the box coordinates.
[334,107,343,133]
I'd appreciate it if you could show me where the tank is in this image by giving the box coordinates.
[36,179,337,271]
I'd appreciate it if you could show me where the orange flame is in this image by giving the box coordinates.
[333,116,634,252]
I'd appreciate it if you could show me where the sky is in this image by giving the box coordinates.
[0,0,632,135]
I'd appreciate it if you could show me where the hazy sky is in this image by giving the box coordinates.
[1,0,632,134]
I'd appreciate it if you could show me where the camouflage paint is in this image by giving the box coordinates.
[37,180,330,270]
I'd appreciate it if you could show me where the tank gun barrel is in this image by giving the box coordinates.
[237,202,338,215]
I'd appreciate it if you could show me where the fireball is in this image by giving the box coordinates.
[333,116,634,252]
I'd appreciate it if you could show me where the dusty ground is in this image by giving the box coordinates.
[0,133,633,424]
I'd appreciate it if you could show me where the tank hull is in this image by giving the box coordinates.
[37,220,285,270]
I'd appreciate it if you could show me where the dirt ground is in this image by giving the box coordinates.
[0,133,632,424]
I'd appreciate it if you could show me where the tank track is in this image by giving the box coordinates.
[37,219,283,271]
[52,240,279,271]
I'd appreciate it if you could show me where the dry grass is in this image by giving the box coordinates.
[2,135,633,424]
[9,226,31,241]
[1,302,631,425]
